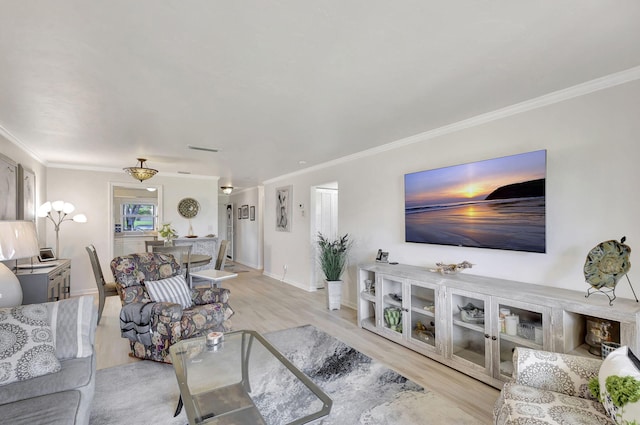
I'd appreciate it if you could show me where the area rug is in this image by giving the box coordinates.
[90,325,481,424]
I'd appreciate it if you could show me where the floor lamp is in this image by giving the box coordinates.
[0,221,39,307]
[37,201,87,257]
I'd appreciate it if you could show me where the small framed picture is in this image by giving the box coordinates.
[241,205,249,219]
[380,252,389,263]
[238,208,242,219]
[375,249,383,261]
[250,206,255,221]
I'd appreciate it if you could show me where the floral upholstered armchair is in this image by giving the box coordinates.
[110,252,233,363]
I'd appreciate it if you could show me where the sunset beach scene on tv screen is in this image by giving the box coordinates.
[405,150,546,253]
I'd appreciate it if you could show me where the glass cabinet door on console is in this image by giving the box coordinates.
[491,297,550,382]
[407,280,438,353]
[447,288,491,376]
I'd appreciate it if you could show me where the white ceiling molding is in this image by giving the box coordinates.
[264,65,640,185]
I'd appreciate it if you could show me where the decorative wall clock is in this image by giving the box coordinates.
[178,197,199,237]
[178,197,200,219]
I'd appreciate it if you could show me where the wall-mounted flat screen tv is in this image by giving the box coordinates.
[405,150,546,253]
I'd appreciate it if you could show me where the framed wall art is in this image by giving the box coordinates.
[250,206,255,221]
[238,208,242,220]
[276,185,292,232]
[18,165,36,221]
[405,150,546,253]
[241,204,249,219]
[0,153,18,220]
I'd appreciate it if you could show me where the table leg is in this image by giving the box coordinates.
[174,395,183,417]
[241,333,254,393]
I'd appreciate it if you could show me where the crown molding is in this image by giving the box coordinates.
[0,124,44,164]
[264,65,640,185]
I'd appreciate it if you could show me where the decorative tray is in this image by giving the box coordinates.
[458,303,485,324]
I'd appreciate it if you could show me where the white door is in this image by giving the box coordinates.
[313,186,338,288]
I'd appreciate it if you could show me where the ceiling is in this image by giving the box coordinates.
[1,2,639,190]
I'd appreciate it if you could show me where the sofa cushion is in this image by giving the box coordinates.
[47,296,95,360]
[145,275,193,309]
[0,356,94,405]
[496,382,612,424]
[598,345,640,424]
[0,304,61,386]
[0,390,81,425]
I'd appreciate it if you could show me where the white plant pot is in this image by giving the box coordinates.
[325,280,342,310]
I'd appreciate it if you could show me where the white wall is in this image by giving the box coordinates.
[263,79,640,308]
[45,168,219,296]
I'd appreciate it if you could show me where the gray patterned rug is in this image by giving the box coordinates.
[90,325,481,424]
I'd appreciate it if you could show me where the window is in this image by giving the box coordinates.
[121,203,156,231]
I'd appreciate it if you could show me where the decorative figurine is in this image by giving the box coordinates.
[430,261,474,275]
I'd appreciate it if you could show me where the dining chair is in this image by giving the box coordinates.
[85,244,119,325]
[152,245,192,279]
[145,240,165,252]
[214,240,229,270]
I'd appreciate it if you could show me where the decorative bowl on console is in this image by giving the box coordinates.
[430,261,474,275]
[584,238,630,289]
[458,303,484,324]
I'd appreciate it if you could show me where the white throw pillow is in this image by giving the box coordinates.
[145,275,193,309]
[0,304,61,386]
[598,345,640,424]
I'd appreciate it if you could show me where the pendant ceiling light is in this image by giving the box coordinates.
[124,158,158,182]
[220,186,233,195]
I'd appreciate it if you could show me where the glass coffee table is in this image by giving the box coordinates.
[169,330,332,425]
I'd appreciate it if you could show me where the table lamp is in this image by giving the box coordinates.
[0,221,39,307]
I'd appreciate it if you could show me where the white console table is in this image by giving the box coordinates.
[358,262,640,389]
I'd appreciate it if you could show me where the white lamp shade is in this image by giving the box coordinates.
[72,214,88,223]
[51,200,65,212]
[62,202,75,214]
[0,221,40,261]
[37,201,52,217]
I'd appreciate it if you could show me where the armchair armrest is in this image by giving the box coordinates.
[120,301,183,346]
[192,287,231,305]
[513,347,602,400]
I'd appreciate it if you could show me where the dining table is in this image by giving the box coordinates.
[189,254,212,268]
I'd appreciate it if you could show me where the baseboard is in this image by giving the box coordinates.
[71,288,98,298]
[262,271,314,292]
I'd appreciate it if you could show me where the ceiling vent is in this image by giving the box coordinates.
[187,145,219,153]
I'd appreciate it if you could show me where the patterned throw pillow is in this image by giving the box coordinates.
[598,345,640,424]
[0,304,61,386]
[145,275,193,309]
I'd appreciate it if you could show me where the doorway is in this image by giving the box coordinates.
[311,182,338,289]
[108,182,163,259]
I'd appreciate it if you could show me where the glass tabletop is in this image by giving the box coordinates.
[170,330,332,425]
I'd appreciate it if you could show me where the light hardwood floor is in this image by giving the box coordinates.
[95,267,499,424]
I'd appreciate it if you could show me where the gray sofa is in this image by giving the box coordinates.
[0,296,97,425]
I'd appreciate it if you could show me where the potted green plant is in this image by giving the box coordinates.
[158,223,177,245]
[317,233,352,310]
